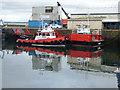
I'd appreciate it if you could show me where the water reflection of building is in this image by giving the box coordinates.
[32,50,62,72]
[67,48,117,73]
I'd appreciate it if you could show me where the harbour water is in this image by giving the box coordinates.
[1,38,120,88]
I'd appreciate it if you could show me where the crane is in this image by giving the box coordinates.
[57,2,70,19]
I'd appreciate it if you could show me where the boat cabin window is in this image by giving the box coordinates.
[51,33,55,36]
[36,33,42,36]
[46,33,50,36]
[36,32,55,37]
[42,33,45,36]
[53,33,55,36]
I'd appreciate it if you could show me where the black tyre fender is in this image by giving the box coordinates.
[36,41,39,44]
[43,41,45,44]
[54,40,58,44]
[50,41,54,44]
[36,41,38,44]
[59,39,63,44]
[46,41,48,44]
[18,41,21,44]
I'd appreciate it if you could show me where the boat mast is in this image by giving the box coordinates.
[87,8,90,27]
[41,14,43,30]
[39,13,43,30]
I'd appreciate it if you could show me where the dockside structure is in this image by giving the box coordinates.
[28,6,62,28]
[68,7,120,30]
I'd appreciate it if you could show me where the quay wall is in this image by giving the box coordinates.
[2,27,120,42]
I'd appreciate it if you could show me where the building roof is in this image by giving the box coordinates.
[102,18,120,22]
[71,13,120,15]
[71,7,119,15]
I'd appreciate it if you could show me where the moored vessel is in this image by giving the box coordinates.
[16,26,66,47]
[67,22,104,46]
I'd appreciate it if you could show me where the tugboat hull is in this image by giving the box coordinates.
[16,36,66,47]
[67,33,104,47]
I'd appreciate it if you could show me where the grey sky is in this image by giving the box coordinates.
[0,0,119,22]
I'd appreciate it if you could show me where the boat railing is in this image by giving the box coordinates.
[91,30,102,35]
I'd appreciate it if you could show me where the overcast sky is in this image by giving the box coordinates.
[0,0,119,22]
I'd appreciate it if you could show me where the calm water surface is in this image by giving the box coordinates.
[1,40,120,88]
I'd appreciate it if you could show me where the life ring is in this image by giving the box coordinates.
[92,31,95,34]
[59,39,63,44]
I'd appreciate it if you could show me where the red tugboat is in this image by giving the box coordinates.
[16,26,66,47]
[67,22,104,46]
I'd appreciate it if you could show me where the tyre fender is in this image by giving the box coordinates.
[59,39,63,44]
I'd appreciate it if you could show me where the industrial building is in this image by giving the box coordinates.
[68,7,120,30]
[32,6,62,21]
[28,5,62,28]
[28,2,70,28]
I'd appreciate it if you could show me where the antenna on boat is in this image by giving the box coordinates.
[87,8,90,27]
[40,13,44,30]
[38,13,43,31]
[42,15,44,30]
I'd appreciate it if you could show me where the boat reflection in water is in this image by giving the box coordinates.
[16,46,66,72]
[3,39,118,74]
[15,45,109,73]
[4,40,119,86]
[31,48,63,72]
[67,46,104,72]
[2,39,120,88]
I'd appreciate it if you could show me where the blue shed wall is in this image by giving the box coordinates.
[28,20,61,28]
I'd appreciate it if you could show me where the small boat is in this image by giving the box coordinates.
[16,26,66,47]
[67,22,104,46]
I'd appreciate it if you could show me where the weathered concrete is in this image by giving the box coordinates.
[102,30,120,42]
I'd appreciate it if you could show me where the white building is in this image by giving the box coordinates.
[32,6,62,21]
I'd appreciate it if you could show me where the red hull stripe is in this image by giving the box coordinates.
[69,34,92,42]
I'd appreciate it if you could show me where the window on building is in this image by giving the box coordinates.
[45,9,53,13]
[103,22,119,30]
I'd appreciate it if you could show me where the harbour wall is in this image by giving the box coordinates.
[2,27,120,43]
